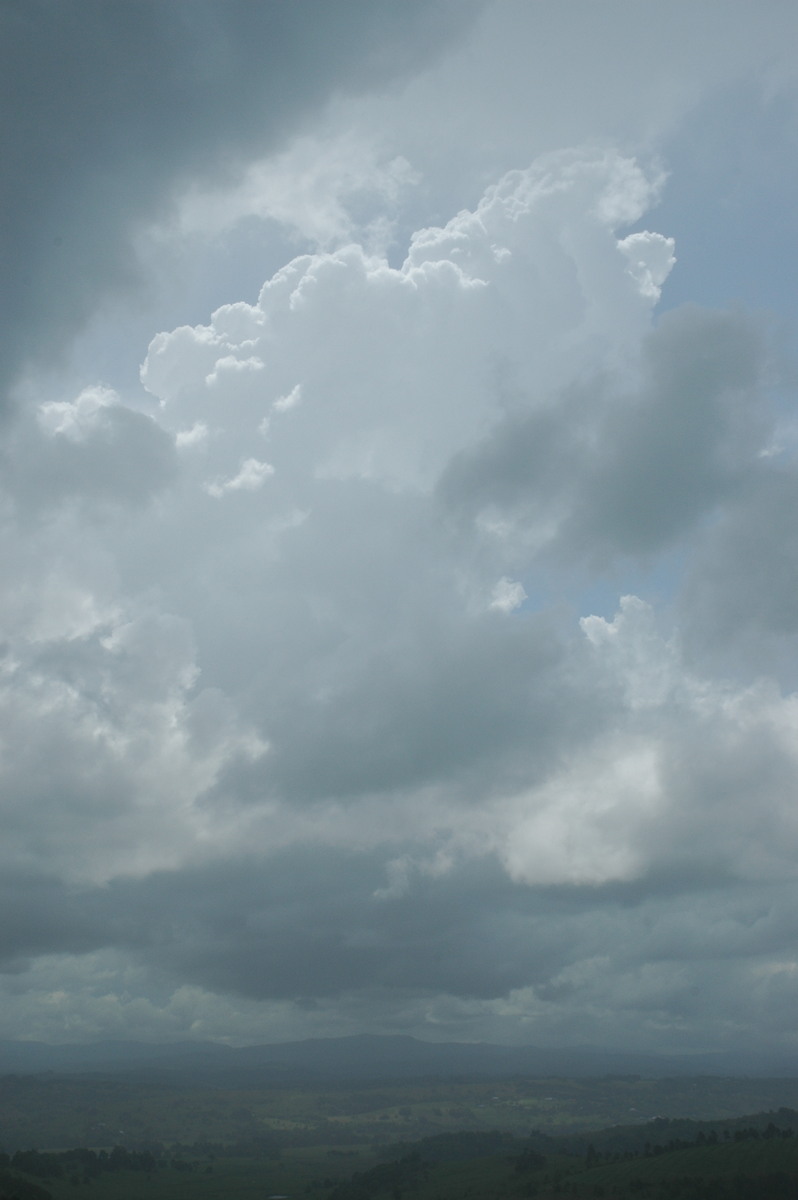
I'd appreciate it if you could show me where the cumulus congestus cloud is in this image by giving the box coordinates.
[2,126,798,1058]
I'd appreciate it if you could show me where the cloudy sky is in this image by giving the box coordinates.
[3,0,798,1057]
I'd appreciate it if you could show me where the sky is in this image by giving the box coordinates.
[2,0,798,1057]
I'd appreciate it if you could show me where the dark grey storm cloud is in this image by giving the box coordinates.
[0,870,104,968]
[438,305,768,565]
[7,849,798,1057]
[678,466,798,683]
[0,0,477,406]
[100,851,554,1001]
[0,849,574,1000]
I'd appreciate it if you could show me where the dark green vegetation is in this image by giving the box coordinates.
[4,1075,798,1200]
[327,1118,798,1199]
[6,1072,798,1150]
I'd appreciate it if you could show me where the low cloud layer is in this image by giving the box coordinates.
[1,128,798,1056]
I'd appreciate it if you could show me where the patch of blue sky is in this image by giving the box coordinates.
[512,542,690,628]
[635,83,798,343]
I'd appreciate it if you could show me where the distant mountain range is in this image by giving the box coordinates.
[0,1034,796,1081]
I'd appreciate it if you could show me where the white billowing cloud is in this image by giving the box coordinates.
[142,151,670,498]
[617,232,676,301]
[500,736,662,887]
[2,137,798,1055]
[205,354,265,390]
[581,596,679,710]
[205,457,274,498]
[274,384,302,413]
[176,422,209,449]
[37,385,119,441]
[489,577,527,614]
